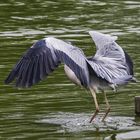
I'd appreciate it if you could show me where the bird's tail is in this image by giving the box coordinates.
[113,75,134,85]
[131,77,138,83]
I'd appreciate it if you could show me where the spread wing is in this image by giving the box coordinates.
[88,31,133,85]
[5,37,89,87]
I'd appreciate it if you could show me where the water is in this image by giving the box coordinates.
[0,0,140,139]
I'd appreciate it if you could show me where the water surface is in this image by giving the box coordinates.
[0,0,140,139]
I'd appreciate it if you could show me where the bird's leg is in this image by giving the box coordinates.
[102,91,110,122]
[89,88,99,123]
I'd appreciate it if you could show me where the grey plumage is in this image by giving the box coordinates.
[88,31,135,89]
[5,37,89,87]
[5,31,136,122]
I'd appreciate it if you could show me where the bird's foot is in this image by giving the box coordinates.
[101,107,111,122]
[89,109,99,123]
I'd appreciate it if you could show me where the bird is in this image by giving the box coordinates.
[5,31,136,122]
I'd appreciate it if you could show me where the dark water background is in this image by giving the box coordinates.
[0,0,140,139]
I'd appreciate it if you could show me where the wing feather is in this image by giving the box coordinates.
[5,37,89,87]
[88,31,133,85]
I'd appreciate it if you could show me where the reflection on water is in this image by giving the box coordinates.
[0,0,140,139]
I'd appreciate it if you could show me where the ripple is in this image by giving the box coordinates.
[0,28,45,37]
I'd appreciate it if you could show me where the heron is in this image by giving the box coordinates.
[5,31,136,122]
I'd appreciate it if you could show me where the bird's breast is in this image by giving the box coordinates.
[64,65,82,87]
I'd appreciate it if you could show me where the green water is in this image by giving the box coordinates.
[0,0,140,139]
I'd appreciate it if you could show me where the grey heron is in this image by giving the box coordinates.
[5,31,136,122]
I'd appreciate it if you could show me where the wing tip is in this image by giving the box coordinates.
[89,30,118,45]
[4,79,10,85]
[4,71,16,85]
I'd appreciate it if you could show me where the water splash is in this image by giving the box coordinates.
[37,112,140,132]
